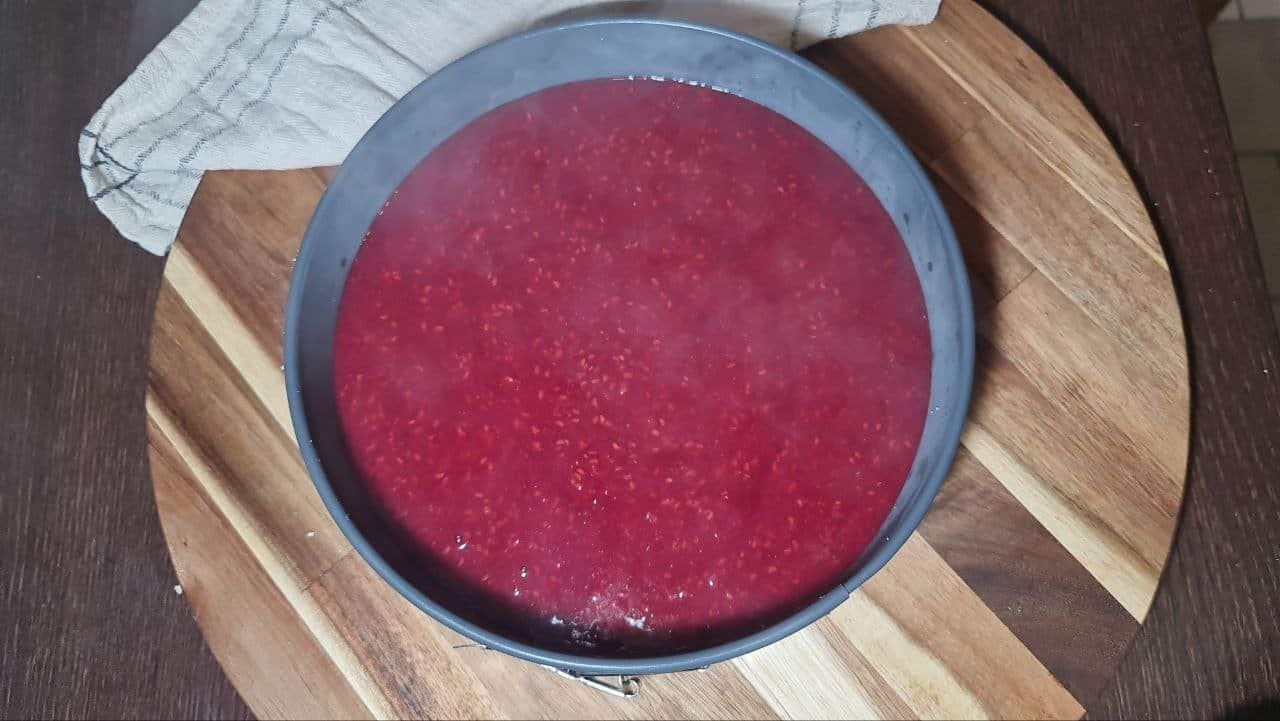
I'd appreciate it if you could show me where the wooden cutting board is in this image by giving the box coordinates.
[145,1,1189,718]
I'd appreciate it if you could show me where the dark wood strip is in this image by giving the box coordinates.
[177,169,323,363]
[919,447,1138,704]
[932,175,1036,314]
[969,336,1171,579]
[848,535,1086,719]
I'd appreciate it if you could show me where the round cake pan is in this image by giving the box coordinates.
[285,17,974,677]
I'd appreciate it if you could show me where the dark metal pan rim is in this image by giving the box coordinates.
[284,16,974,677]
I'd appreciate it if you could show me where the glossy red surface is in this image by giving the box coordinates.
[334,79,930,653]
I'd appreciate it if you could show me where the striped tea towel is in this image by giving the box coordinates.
[80,0,940,255]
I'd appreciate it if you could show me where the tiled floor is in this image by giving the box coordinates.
[1212,3,1280,328]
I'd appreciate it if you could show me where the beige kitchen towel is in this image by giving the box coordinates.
[80,0,939,254]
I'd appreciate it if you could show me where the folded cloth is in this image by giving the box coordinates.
[80,0,939,255]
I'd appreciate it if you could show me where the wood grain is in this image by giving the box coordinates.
[917,449,1137,704]
[14,2,1280,720]
[149,416,369,720]
[0,1,250,718]
[980,2,1280,717]
[140,3,1191,718]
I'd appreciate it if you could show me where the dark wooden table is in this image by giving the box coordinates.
[2,1,1277,718]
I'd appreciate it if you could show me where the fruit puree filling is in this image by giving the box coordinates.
[334,79,930,652]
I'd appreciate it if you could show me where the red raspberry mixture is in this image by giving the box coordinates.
[334,79,930,653]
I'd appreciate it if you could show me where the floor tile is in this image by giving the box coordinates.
[1211,20,1280,153]
[1238,154,1280,295]
[1241,0,1280,19]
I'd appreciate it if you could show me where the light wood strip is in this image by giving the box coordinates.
[733,626,885,720]
[849,535,1083,720]
[969,320,1181,590]
[149,424,372,721]
[931,118,1185,382]
[313,552,778,720]
[634,666,781,720]
[986,272,1188,492]
[973,330,1179,571]
[833,591,989,720]
[150,281,347,581]
[164,244,294,435]
[146,394,397,719]
[900,1,1167,265]
[309,556,505,720]
[960,422,1156,618]
[803,630,919,721]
